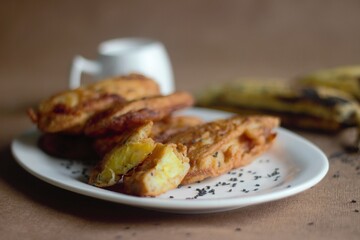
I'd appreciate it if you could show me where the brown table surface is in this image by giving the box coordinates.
[1,1,359,239]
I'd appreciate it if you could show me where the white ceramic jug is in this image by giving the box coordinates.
[69,38,175,94]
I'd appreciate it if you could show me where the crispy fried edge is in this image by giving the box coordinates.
[84,92,194,137]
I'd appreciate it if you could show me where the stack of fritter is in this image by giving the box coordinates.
[28,74,279,197]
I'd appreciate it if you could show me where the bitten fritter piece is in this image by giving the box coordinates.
[89,122,156,187]
[93,115,204,157]
[123,143,190,197]
[84,92,195,137]
[27,74,160,134]
[166,116,279,184]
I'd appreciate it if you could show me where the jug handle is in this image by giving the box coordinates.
[69,55,101,89]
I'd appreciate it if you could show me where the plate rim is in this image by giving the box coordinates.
[11,108,329,212]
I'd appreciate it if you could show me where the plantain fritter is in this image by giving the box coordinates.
[84,91,195,137]
[165,116,279,184]
[88,122,155,187]
[123,143,190,197]
[28,74,160,134]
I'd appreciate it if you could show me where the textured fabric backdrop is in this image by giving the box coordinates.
[0,1,359,239]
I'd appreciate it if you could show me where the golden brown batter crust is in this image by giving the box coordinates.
[84,92,194,137]
[165,116,279,184]
[28,74,160,134]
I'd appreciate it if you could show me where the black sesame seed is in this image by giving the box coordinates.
[169,196,174,199]
[195,188,207,197]
[235,227,241,231]
[351,200,357,203]
[307,222,314,226]
[212,152,219,157]
[355,209,359,213]
[255,184,260,187]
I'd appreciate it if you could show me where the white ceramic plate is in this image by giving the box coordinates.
[11,108,329,214]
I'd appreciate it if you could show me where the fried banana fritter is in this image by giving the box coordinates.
[28,74,160,134]
[123,143,190,197]
[89,122,156,187]
[197,80,360,132]
[166,116,279,184]
[93,115,204,157]
[84,91,195,137]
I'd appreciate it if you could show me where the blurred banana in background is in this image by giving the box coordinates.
[299,65,360,100]
[197,66,360,151]
[197,80,360,132]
